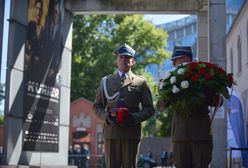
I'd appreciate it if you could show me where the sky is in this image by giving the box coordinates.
[144,14,189,25]
[1,0,10,83]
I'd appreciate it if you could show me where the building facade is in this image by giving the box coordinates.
[146,15,197,81]
[146,0,243,81]
[69,98,104,155]
[226,0,248,146]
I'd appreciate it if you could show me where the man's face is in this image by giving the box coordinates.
[36,2,42,24]
[116,55,135,72]
[172,55,192,67]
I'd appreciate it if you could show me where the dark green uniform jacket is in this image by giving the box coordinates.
[172,105,212,142]
[93,71,155,139]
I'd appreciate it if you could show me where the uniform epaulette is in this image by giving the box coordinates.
[134,74,147,81]
[102,74,112,80]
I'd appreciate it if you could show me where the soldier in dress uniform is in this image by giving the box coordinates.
[157,46,222,168]
[93,43,155,168]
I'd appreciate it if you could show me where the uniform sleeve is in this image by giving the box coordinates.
[93,80,108,122]
[132,81,155,124]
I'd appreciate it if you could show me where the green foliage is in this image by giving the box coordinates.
[71,15,169,102]
[133,69,172,137]
[154,109,173,137]
[0,83,4,102]
[142,106,172,137]
[71,15,117,101]
[113,15,169,69]
[0,114,3,125]
[0,84,5,123]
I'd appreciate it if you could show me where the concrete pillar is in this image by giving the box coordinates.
[197,11,208,61]
[0,0,4,78]
[64,0,200,14]
[208,0,227,167]
[3,0,75,167]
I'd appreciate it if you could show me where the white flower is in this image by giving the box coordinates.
[164,72,171,79]
[180,80,189,89]
[159,81,164,90]
[177,68,184,75]
[172,85,180,93]
[170,76,177,84]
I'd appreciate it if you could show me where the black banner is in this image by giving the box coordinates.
[23,0,64,152]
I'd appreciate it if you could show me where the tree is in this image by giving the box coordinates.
[0,83,4,102]
[72,15,117,102]
[71,15,169,102]
[0,83,5,122]
[141,74,172,137]
[0,114,3,125]
[0,83,4,125]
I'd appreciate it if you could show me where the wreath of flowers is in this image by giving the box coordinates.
[157,61,236,116]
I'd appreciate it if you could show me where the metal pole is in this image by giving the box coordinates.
[229,148,232,168]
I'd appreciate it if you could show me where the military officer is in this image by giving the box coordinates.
[93,43,155,168]
[157,46,222,168]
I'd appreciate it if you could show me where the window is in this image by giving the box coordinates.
[176,29,184,39]
[168,31,175,41]
[185,25,192,35]
[237,36,242,73]
[226,15,230,25]
[96,132,104,154]
[192,24,196,33]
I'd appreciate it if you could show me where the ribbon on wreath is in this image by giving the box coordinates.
[210,95,223,123]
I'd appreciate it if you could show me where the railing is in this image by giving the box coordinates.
[228,147,248,168]
[138,153,173,168]
[0,154,2,164]
[69,153,174,168]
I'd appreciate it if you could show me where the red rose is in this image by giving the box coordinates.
[189,62,198,69]
[191,75,199,81]
[199,67,206,74]
[204,73,211,80]
[216,67,225,74]
[208,63,216,69]
[227,73,234,87]
[184,71,192,78]
[227,73,233,82]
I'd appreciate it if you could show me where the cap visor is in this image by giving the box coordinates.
[118,52,133,57]
[171,55,185,60]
